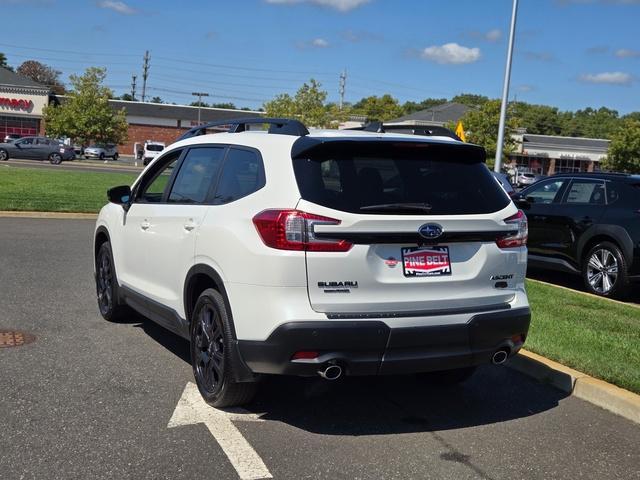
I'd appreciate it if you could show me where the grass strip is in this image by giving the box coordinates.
[0,166,137,213]
[525,279,640,394]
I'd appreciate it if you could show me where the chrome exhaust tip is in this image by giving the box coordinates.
[492,349,509,365]
[318,364,343,380]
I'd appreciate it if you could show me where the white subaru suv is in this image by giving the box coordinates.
[94,118,530,407]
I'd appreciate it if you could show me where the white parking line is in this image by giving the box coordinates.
[168,382,272,480]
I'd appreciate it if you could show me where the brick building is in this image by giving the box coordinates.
[103,99,264,155]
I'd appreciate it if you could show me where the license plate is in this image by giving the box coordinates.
[401,246,451,277]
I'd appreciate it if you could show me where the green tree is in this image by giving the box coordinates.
[455,99,518,168]
[43,67,128,145]
[210,102,236,109]
[189,101,209,107]
[150,96,163,103]
[119,93,134,101]
[264,79,335,127]
[16,60,65,94]
[401,98,447,115]
[603,120,640,173]
[0,52,13,71]
[352,94,403,121]
[562,107,620,138]
[511,102,566,135]
[451,93,490,108]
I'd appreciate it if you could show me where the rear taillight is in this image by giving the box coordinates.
[496,210,528,248]
[252,209,352,252]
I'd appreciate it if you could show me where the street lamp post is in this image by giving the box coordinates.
[494,0,519,173]
[192,92,210,125]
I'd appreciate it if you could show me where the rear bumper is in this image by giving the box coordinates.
[237,307,531,376]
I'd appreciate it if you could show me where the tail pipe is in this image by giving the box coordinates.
[492,348,510,365]
[318,364,343,380]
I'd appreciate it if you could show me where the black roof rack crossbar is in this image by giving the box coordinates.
[348,122,461,141]
[178,117,309,141]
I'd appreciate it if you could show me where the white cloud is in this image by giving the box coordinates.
[615,48,640,58]
[311,38,330,48]
[485,29,502,42]
[421,43,481,65]
[265,0,371,12]
[517,84,535,92]
[97,1,137,14]
[579,72,633,85]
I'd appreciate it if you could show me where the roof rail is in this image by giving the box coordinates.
[177,117,309,141]
[347,122,462,141]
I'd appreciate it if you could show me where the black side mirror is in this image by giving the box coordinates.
[107,185,132,209]
[514,193,531,209]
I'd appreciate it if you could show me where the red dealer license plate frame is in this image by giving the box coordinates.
[401,246,452,277]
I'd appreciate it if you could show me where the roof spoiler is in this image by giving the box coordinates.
[346,122,462,141]
[177,117,309,141]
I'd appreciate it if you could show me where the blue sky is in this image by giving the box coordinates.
[2,0,639,113]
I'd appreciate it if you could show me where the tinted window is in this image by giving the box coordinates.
[147,144,164,152]
[523,179,566,204]
[564,179,605,205]
[19,138,33,145]
[137,150,182,203]
[168,147,225,203]
[293,141,508,215]
[213,148,265,204]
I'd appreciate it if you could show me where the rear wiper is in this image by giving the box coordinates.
[359,202,433,213]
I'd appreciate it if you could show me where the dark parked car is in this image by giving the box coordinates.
[3,133,22,143]
[492,171,517,198]
[0,136,75,164]
[518,172,640,298]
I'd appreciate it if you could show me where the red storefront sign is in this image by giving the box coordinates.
[0,97,34,111]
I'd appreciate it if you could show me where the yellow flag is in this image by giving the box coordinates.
[455,121,466,142]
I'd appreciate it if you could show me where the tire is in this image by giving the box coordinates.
[582,241,629,299]
[190,288,257,407]
[416,366,477,386]
[84,156,89,160]
[95,241,131,322]
[49,153,62,165]
[99,152,105,160]
[113,153,119,161]
[0,148,8,161]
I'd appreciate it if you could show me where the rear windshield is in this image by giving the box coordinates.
[147,144,164,152]
[292,141,510,215]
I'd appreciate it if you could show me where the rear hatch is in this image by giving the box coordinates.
[291,138,525,316]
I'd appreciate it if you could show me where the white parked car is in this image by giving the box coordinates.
[84,143,119,160]
[94,118,530,407]
[141,141,165,165]
[516,172,536,187]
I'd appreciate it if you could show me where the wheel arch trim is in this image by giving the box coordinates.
[577,225,634,267]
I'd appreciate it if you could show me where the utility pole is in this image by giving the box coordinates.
[338,70,347,110]
[494,0,518,173]
[141,50,150,102]
[131,75,137,101]
[192,92,209,125]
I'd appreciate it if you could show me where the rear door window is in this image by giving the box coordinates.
[292,141,509,215]
[563,179,606,205]
[213,148,265,204]
[523,179,567,204]
[168,147,225,204]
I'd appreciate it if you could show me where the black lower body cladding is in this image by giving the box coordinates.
[237,307,531,376]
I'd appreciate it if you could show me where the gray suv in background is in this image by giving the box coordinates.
[0,136,75,164]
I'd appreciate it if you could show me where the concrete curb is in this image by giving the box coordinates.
[0,211,97,219]
[507,349,640,424]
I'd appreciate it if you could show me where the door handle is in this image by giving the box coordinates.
[183,220,197,232]
[140,220,150,230]
[532,215,547,221]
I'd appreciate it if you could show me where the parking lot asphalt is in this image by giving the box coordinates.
[2,157,143,174]
[1,217,639,480]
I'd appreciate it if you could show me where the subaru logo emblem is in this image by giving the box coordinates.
[419,223,443,240]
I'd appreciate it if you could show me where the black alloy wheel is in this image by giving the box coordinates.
[49,152,62,164]
[95,242,130,322]
[113,153,119,161]
[193,301,226,397]
[99,152,105,160]
[190,288,257,407]
[0,149,8,161]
